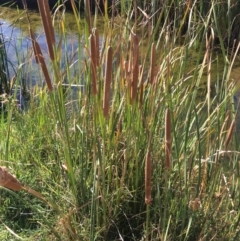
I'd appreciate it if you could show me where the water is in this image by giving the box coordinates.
[0,6,88,88]
[1,5,240,118]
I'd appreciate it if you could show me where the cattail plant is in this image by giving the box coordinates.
[29,29,53,91]
[131,33,139,103]
[145,147,152,205]
[37,0,55,61]
[89,34,98,95]
[103,46,113,117]
[150,42,156,84]
[23,0,53,91]
[139,65,144,108]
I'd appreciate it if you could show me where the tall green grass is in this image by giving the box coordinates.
[0,0,239,240]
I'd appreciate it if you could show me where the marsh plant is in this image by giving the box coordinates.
[0,0,239,240]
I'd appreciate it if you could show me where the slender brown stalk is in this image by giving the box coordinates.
[21,186,46,202]
[131,34,139,104]
[224,119,235,150]
[145,148,152,205]
[150,42,156,84]
[103,46,113,117]
[34,41,53,91]
[165,108,171,170]
[37,0,55,61]
[29,28,39,64]
[90,34,97,95]
[24,0,53,91]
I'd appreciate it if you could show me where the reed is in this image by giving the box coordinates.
[94,28,100,67]
[103,46,112,117]
[31,39,53,91]
[150,42,156,84]
[0,0,239,240]
[89,33,98,95]
[37,0,55,61]
[25,1,53,91]
[131,33,139,103]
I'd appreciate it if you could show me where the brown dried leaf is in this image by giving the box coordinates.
[0,166,22,191]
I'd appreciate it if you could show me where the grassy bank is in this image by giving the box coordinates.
[0,0,239,240]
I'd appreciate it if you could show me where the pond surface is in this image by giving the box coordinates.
[1,6,240,90]
[0,6,101,88]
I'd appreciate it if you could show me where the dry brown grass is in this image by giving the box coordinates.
[0,166,21,191]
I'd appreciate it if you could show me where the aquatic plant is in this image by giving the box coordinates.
[0,0,239,240]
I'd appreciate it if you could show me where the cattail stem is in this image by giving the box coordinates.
[29,28,39,64]
[37,0,55,61]
[90,34,97,95]
[29,28,53,91]
[150,42,156,84]
[34,41,53,91]
[145,148,152,205]
[103,46,113,117]
[131,34,139,103]
[139,65,143,108]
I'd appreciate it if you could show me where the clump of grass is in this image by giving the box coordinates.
[0,0,239,240]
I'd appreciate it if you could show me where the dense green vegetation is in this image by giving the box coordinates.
[0,0,239,240]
